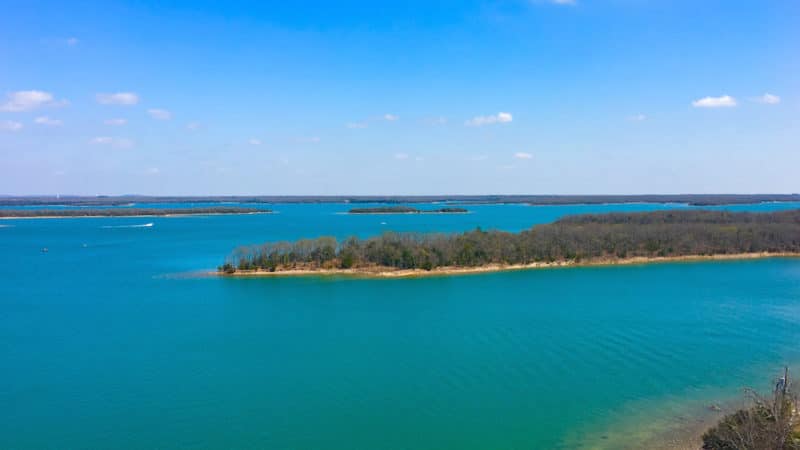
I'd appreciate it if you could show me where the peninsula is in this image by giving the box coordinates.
[348,206,468,214]
[218,209,800,276]
[0,206,269,219]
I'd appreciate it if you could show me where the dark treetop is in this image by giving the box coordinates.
[220,209,800,273]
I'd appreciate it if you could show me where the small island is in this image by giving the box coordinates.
[348,206,469,214]
[218,209,800,276]
[0,206,270,219]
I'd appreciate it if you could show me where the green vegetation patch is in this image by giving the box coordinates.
[220,209,800,273]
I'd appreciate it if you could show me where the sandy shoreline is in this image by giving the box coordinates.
[0,212,271,220]
[216,252,800,278]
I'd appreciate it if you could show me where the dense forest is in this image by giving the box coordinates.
[2,194,799,207]
[219,209,800,273]
[349,206,468,214]
[0,207,267,218]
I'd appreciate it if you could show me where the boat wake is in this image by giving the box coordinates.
[101,222,154,229]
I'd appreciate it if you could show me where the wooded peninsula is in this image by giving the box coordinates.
[0,206,267,218]
[219,209,800,276]
[348,206,468,214]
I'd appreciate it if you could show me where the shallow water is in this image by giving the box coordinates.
[2,202,799,449]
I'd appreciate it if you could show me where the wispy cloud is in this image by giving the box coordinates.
[296,136,321,143]
[90,136,134,149]
[394,153,409,160]
[347,113,399,128]
[248,138,262,145]
[425,116,448,126]
[0,120,23,131]
[469,155,488,161]
[96,92,139,105]
[514,152,533,159]
[1,90,67,112]
[42,37,80,47]
[34,116,63,126]
[627,114,647,122]
[147,108,172,120]
[692,95,737,108]
[186,122,201,130]
[752,93,781,105]
[144,167,160,175]
[104,118,127,126]
[465,112,513,127]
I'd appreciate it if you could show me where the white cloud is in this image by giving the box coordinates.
[465,112,513,127]
[514,152,533,159]
[0,120,23,131]
[66,37,79,46]
[248,138,262,145]
[104,118,127,126]
[692,95,737,108]
[627,114,647,122]
[34,116,63,126]
[346,122,368,129]
[147,108,172,120]
[297,136,321,143]
[144,167,160,175]
[186,122,201,130]
[96,92,139,105]
[425,116,448,125]
[752,93,781,105]
[1,90,67,112]
[394,153,409,160]
[383,113,399,121]
[91,136,113,145]
[90,136,134,149]
[469,155,488,161]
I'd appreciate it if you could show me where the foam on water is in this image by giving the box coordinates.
[100,222,154,228]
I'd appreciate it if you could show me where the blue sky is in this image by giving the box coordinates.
[0,0,797,195]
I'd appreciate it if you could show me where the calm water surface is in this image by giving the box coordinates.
[2,202,800,449]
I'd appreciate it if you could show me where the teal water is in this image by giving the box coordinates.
[2,203,800,449]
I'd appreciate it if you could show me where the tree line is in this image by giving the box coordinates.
[3,194,800,207]
[220,209,800,273]
[348,206,468,214]
[0,207,267,218]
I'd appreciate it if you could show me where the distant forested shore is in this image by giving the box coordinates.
[0,207,267,218]
[2,194,800,207]
[218,209,800,275]
[348,206,468,214]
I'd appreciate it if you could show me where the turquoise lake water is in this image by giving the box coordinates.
[2,202,800,449]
